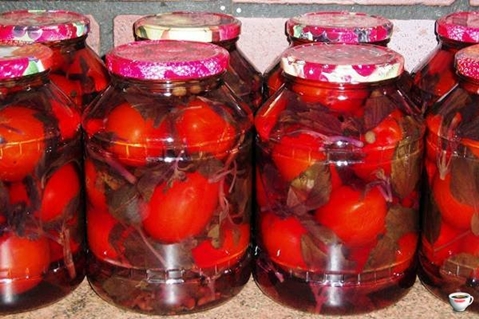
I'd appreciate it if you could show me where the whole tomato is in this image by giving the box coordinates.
[260,211,308,270]
[0,233,50,295]
[353,110,403,181]
[143,171,220,243]
[272,130,326,182]
[192,222,250,269]
[104,102,168,167]
[175,98,237,159]
[315,185,387,247]
[0,106,45,182]
[36,163,81,223]
[87,208,120,262]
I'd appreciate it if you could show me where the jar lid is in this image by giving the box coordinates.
[281,43,404,83]
[285,11,393,43]
[436,11,479,43]
[0,43,52,80]
[0,10,90,43]
[454,44,479,79]
[133,11,241,42]
[106,40,229,80]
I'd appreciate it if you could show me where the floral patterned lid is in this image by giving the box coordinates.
[285,11,393,44]
[0,10,90,43]
[133,11,241,43]
[106,40,229,80]
[455,44,479,79]
[436,11,479,43]
[0,43,52,80]
[281,43,403,84]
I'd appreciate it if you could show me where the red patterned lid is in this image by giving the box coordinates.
[455,44,479,79]
[0,10,89,43]
[106,40,229,80]
[436,11,479,43]
[0,43,52,80]
[133,11,241,42]
[281,43,403,83]
[285,11,393,44]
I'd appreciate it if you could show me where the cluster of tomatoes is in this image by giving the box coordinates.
[83,96,252,273]
[254,83,423,277]
[0,89,83,298]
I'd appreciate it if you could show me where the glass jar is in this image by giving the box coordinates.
[133,11,262,112]
[0,9,110,111]
[419,44,479,313]
[0,44,84,314]
[254,43,424,315]
[263,11,393,100]
[83,40,252,315]
[410,11,479,114]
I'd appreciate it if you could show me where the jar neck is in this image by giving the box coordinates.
[288,37,390,47]
[0,72,50,95]
[110,72,225,96]
[458,73,479,94]
[212,38,239,51]
[438,37,473,51]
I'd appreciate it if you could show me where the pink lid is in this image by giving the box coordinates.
[285,11,393,44]
[455,44,479,79]
[133,11,241,42]
[281,43,403,83]
[106,40,229,80]
[436,11,479,43]
[0,10,89,43]
[0,43,52,80]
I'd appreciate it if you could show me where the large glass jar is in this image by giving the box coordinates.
[254,43,424,315]
[133,11,262,112]
[410,11,479,114]
[0,44,84,314]
[0,9,110,111]
[263,11,393,100]
[83,40,252,315]
[419,44,479,313]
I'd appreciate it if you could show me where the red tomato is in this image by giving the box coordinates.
[84,159,108,211]
[272,131,326,182]
[36,163,80,223]
[255,95,288,141]
[87,208,120,262]
[393,232,418,274]
[143,172,220,243]
[104,102,167,167]
[175,98,237,159]
[462,137,479,158]
[291,82,369,113]
[0,233,50,295]
[8,181,32,206]
[460,232,479,256]
[265,66,283,98]
[353,110,404,181]
[421,222,463,266]
[50,99,81,142]
[260,211,308,270]
[192,222,250,269]
[315,185,387,247]
[0,106,45,182]
[50,73,83,108]
[433,172,475,230]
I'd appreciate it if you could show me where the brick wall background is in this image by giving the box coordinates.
[0,0,476,73]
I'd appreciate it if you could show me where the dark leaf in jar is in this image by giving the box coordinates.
[136,168,172,202]
[422,195,442,245]
[363,91,396,132]
[106,183,142,225]
[300,234,329,270]
[196,157,227,180]
[472,213,479,236]
[391,139,423,199]
[296,109,343,137]
[385,205,418,242]
[364,235,397,270]
[450,157,479,209]
[287,163,332,214]
[102,275,145,302]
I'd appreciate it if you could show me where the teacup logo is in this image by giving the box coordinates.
[449,292,474,312]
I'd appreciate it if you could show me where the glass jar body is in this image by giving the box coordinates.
[419,77,479,313]
[48,36,110,111]
[254,75,424,315]
[0,74,84,314]
[410,38,470,114]
[83,74,253,315]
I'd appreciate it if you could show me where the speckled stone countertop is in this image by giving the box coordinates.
[3,277,477,319]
